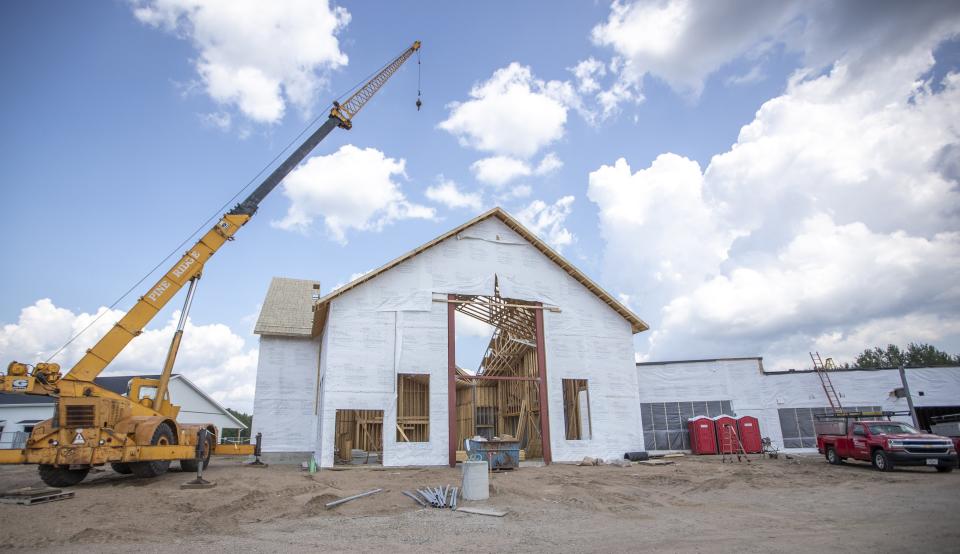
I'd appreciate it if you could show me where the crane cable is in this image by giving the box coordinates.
[44,45,420,363]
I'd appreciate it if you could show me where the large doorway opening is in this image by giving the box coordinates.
[447,287,551,466]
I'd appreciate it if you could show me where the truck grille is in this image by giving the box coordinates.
[901,440,952,455]
[65,405,95,428]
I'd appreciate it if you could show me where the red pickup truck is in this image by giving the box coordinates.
[817,419,957,472]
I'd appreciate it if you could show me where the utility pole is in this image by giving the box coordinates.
[898,364,920,429]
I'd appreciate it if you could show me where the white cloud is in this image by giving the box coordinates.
[272,145,434,242]
[471,152,564,187]
[455,310,495,339]
[516,196,576,252]
[470,156,531,186]
[588,16,960,365]
[132,0,350,124]
[425,178,483,210]
[438,63,571,158]
[589,0,960,111]
[0,299,258,411]
[571,57,607,94]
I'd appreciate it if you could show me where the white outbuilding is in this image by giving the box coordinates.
[252,207,649,466]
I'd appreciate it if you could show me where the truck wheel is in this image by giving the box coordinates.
[180,433,214,472]
[826,447,842,465]
[872,449,894,472]
[110,463,133,474]
[130,423,175,478]
[935,465,954,473]
[38,464,89,487]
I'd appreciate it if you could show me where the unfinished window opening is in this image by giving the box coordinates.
[562,379,592,440]
[452,289,544,461]
[397,374,429,442]
[333,409,383,465]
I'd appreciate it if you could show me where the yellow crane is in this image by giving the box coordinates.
[0,41,421,487]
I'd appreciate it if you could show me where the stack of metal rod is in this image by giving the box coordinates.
[402,485,458,509]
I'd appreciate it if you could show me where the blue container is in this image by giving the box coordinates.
[466,439,520,471]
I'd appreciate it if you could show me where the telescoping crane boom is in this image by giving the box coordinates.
[0,41,421,487]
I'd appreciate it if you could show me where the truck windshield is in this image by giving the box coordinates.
[867,422,918,435]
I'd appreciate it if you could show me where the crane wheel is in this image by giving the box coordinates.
[130,423,175,478]
[38,464,89,487]
[111,462,133,474]
[180,433,214,472]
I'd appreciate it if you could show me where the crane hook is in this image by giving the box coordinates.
[416,97,422,111]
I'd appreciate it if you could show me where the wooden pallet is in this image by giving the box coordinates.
[0,487,75,506]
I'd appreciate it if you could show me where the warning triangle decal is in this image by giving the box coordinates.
[72,431,85,445]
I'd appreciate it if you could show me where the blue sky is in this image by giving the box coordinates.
[2,1,959,411]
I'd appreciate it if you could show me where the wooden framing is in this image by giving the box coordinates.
[561,378,591,440]
[334,409,383,464]
[396,374,429,442]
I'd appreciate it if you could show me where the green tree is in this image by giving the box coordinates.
[854,343,960,368]
[223,408,253,443]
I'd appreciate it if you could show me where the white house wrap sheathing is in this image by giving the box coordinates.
[315,217,642,467]
[251,335,320,453]
[637,358,960,451]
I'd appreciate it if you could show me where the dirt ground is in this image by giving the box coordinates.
[0,454,958,553]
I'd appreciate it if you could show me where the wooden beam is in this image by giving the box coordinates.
[535,305,552,465]
[447,294,457,467]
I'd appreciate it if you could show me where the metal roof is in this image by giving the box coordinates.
[254,277,321,337]
[311,207,648,334]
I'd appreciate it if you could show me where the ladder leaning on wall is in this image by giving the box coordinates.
[810,352,844,415]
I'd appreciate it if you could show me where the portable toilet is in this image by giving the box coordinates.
[714,415,739,454]
[687,416,717,454]
[736,416,762,453]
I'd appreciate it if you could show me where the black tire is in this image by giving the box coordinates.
[935,465,954,473]
[38,464,89,487]
[872,449,894,472]
[826,447,842,465]
[180,433,214,472]
[130,423,175,478]
[111,463,133,475]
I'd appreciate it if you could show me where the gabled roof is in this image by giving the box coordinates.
[312,207,648,334]
[255,277,321,337]
[0,374,246,429]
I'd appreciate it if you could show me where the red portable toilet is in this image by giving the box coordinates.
[714,416,739,454]
[736,416,762,453]
[688,416,717,454]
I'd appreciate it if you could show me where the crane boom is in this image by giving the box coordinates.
[57,40,422,384]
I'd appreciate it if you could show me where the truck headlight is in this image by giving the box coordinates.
[887,440,904,449]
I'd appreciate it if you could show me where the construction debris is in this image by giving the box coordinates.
[578,456,600,466]
[0,488,74,506]
[456,506,508,517]
[636,459,674,466]
[324,488,383,509]
[405,485,459,509]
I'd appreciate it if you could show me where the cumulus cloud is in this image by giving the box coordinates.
[0,299,258,411]
[272,145,434,242]
[132,0,350,124]
[516,196,576,252]
[588,11,960,366]
[438,63,571,158]
[588,0,960,113]
[471,153,564,187]
[425,178,483,211]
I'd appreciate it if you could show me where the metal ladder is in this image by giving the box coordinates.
[720,423,751,463]
[810,352,843,415]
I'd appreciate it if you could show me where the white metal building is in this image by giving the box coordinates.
[0,374,246,448]
[636,357,960,452]
[252,207,648,467]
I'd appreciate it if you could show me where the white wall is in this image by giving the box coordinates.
[637,359,960,451]
[315,217,642,466]
[0,404,54,447]
[252,335,320,452]
[166,378,242,433]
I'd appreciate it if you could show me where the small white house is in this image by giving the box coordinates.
[253,207,649,466]
[0,374,246,448]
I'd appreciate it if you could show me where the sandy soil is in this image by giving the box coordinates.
[0,454,958,552]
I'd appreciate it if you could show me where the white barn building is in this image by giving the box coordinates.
[252,208,649,467]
